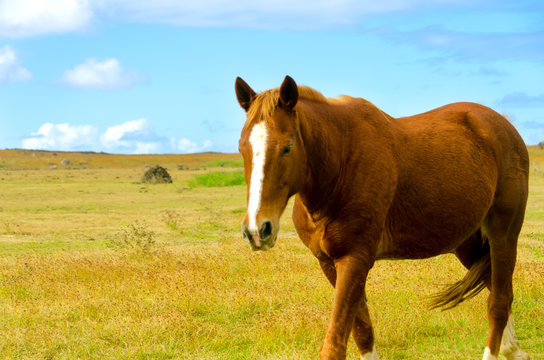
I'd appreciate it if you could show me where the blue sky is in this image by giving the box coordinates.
[0,0,543,154]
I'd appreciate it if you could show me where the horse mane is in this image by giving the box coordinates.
[246,85,345,126]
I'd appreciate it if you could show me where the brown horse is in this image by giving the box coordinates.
[235,75,530,360]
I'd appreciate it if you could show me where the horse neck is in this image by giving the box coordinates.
[296,99,397,219]
[296,101,354,217]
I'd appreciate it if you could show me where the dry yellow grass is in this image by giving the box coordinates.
[0,149,543,359]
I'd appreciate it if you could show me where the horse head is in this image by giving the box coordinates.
[236,76,306,250]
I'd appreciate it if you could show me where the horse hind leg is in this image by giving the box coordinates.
[498,315,529,360]
[482,201,529,360]
[483,304,529,360]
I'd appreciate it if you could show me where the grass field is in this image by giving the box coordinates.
[0,148,543,360]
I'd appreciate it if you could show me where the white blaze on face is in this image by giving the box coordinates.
[247,122,268,233]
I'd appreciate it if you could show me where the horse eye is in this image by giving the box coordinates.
[281,145,291,155]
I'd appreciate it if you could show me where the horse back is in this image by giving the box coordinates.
[394,102,528,182]
[378,102,528,259]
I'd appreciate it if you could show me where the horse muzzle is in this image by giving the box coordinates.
[241,220,277,251]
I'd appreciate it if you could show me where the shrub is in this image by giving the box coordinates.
[188,171,245,187]
[111,222,156,255]
[161,210,183,231]
[141,165,172,184]
[538,141,544,150]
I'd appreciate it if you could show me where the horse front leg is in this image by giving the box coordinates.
[320,254,370,360]
[320,260,378,359]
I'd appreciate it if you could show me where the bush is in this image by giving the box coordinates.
[141,165,172,184]
[161,209,183,231]
[110,222,156,255]
[188,171,245,187]
[538,141,544,150]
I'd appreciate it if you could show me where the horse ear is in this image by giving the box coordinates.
[279,75,298,110]
[235,77,256,112]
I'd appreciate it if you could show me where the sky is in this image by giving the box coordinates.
[0,0,543,154]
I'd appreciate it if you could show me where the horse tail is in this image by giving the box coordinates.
[430,232,491,310]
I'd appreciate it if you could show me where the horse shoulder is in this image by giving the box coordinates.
[292,196,330,261]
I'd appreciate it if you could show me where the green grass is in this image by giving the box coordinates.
[0,150,542,359]
[188,170,246,187]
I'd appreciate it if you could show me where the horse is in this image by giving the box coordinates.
[235,75,530,360]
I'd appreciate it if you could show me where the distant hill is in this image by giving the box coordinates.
[0,149,241,170]
[1,147,542,170]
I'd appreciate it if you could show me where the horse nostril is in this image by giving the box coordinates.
[260,221,273,240]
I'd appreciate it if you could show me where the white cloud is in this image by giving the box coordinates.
[134,142,161,154]
[21,119,161,154]
[0,0,92,37]
[100,118,162,154]
[22,119,214,154]
[0,0,476,37]
[0,45,31,83]
[21,123,98,151]
[100,118,147,149]
[171,137,212,153]
[58,58,139,90]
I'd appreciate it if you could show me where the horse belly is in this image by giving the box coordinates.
[377,221,481,260]
[378,167,496,260]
